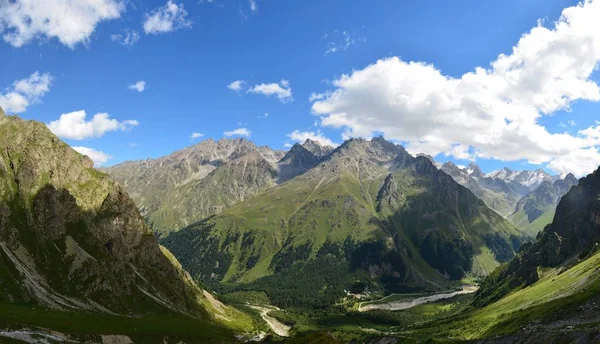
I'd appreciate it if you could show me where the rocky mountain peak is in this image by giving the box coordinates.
[441,161,459,170]
[0,106,5,117]
[467,162,484,178]
[564,172,578,184]
[332,136,405,161]
[278,143,320,182]
[416,153,437,166]
[302,139,334,158]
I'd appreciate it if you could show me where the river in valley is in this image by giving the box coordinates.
[358,285,479,312]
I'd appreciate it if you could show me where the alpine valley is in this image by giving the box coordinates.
[2,107,600,343]
[3,0,600,342]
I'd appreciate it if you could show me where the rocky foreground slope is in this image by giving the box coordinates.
[0,110,250,331]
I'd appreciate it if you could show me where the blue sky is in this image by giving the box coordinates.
[1,0,600,176]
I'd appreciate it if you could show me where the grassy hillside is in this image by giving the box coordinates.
[403,247,600,341]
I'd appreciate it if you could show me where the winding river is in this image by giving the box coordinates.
[248,305,292,338]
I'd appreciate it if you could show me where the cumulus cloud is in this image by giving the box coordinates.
[0,72,52,113]
[224,128,251,137]
[190,132,204,140]
[287,129,338,147]
[0,0,124,48]
[249,0,257,13]
[143,0,192,35]
[311,0,600,176]
[47,110,139,140]
[128,81,146,92]
[227,80,246,92]
[111,29,140,46]
[248,79,293,102]
[72,146,111,166]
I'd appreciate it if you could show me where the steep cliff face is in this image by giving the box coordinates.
[475,167,600,306]
[0,113,222,318]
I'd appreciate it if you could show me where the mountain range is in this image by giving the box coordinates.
[104,138,335,236]
[161,137,523,308]
[440,162,577,234]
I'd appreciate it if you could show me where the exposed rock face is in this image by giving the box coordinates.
[278,139,333,182]
[104,139,285,235]
[106,138,335,236]
[301,138,334,158]
[475,167,600,306]
[0,115,211,317]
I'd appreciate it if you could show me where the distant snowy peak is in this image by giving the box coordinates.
[485,167,557,188]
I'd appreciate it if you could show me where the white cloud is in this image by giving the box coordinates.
[249,0,257,13]
[284,143,293,148]
[72,146,111,166]
[143,0,192,35]
[227,80,246,92]
[190,132,204,140]
[111,29,140,46]
[257,112,269,119]
[308,92,327,102]
[224,127,251,137]
[0,0,124,48]
[311,0,600,176]
[324,29,366,56]
[287,129,338,147]
[248,80,293,102]
[0,71,52,113]
[47,110,139,140]
[128,81,146,92]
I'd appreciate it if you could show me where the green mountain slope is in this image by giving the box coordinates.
[508,174,578,236]
[397,168,600,342]
[403,244,600,342]
[0,112,254,340]
[163,137,523,309]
